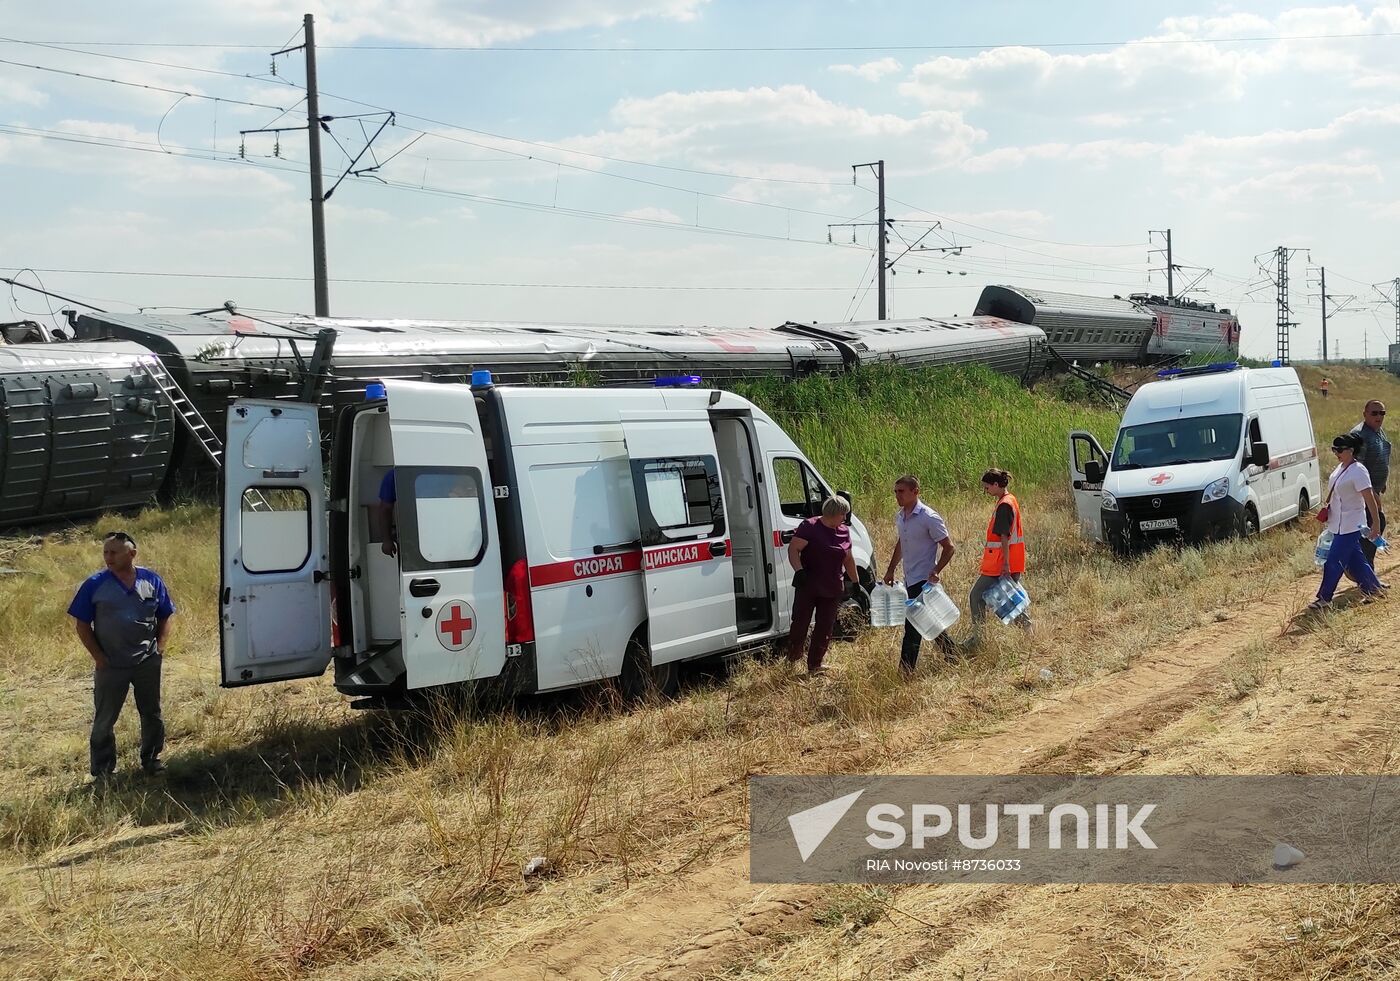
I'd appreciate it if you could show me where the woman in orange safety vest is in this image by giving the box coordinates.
[969,468,1032,630]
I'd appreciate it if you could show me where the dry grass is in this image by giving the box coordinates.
[1,362,1398,979]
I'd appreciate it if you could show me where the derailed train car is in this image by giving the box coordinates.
[71,311,1045,460]
[777,316,1045,379]
[974,284,1243,364]
[973,285,1156,362]
[0,311,1059,528]
[0,341,174,525]
[1132,294,1242,361]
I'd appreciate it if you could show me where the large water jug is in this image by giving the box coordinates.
[1314,530,1334,567]
[869,582,907,628]
[982,576,1031,625]
[905,582,960,640]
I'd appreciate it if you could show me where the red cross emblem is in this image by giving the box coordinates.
[435,602,476,651]
[1149,472,1173,486]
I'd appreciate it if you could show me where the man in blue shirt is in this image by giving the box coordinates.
[882,474,957,675]
[1351,400,1391,573]
[68,531,176,778]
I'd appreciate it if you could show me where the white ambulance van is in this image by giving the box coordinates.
[1067,362,1319,553]
[219,376,876,703]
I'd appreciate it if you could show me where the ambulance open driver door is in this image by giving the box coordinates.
[384,381,505,690]
[221,401,334,686]
[621,410,738,665]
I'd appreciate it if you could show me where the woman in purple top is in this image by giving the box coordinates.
[786,495,860,675]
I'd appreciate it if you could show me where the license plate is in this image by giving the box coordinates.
[1139,517,1178,531]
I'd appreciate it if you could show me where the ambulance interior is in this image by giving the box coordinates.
[712,414,773,636]
[347,408,404,666]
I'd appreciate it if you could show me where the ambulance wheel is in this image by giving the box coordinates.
[619,633,679,701]
[1238,505,1260,539]
[1293,490,1310,524]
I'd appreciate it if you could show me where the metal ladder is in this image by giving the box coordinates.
[136,359,224,470]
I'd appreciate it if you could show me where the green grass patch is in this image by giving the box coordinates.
[732,363,1122,500]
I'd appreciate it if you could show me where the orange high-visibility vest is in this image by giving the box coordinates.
[980,493,1026,576]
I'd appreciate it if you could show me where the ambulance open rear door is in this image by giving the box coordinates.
[383,381,506,690]
[621,410,738,664]
[220,400,334,687]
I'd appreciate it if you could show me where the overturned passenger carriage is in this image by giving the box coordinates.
[0,342,174,525]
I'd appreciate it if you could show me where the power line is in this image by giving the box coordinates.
[885,195,1142,250]
[0,55,293,110]
[11,30,1400,51]
[2,34,840,186]
[1,264,987,292]
[0,35,295,84]
[389,124,867,220]
[0,123,868,249]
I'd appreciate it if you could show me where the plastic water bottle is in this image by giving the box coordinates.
[904,582,960,640]
[869,582,906,628]
[982,576,1031,625]
[1375,535,1389,553]
[1314,530,1334,567]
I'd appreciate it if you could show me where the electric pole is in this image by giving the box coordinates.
[1276,245,1292,365]
[1320,266,1328,365]
[1265,245,1305,366]
[832,161,967,321]
[1149,229,1177,301]
[271,15,329,316]
[851,160,887,318]
[1394,277,1400,345]
[304,14,329,317]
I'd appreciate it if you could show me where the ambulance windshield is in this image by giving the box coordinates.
[1111,413,1242,470]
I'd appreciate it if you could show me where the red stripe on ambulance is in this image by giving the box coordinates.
[530,550,642,587]
[643,538,731,570]
[529,538,731,587]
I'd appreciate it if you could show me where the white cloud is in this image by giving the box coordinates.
[562,85,985,179]
[900,4,1400,120]
[829,58,903,82]
[0,75,48,108]
[1213,161,1384,204]
[622,206,684,223]
[961,138,1162,174]
[1079,112,1141,128]
[0,118,295,197]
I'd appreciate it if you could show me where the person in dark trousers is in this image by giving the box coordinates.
[968,468,1032,632]
[1351,400,1390,577]
[1309,433,1384,610]
[375,468,399,556]
[68,531,176,779]
[787,496,861,676]
[881,474,957,675]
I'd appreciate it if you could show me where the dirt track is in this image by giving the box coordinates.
[467,558,1400,980]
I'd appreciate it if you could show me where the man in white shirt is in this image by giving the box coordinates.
[882,474,957,674]
[1310,433,1384,610]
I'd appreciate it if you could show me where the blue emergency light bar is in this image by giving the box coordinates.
[1156,361,1240,379]
[654,375,703,387]
[471,369,493,387]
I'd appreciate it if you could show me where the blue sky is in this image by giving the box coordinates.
[2,1,1399,360]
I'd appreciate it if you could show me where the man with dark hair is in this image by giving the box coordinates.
[1350,400,1390,573]
[68,531,176,779]
[882,474,957,675]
